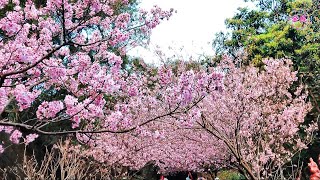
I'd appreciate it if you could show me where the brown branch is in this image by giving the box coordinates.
[0,109,177,135]
[61,0,67,43]
[70,23,146,47]
[197,114,257,180]
[0,43,68,87]
[309,90,320,113]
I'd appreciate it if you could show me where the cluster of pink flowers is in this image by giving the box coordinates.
[13,85,40,111]
[0,144,4,154]
[36,101,64,119]
[115,13,131,29]
[0,0,9,9]
[0,88,8,113]
[291,14,307,23]
[289,9,315,30]
[0,126,39,147]
[9,130,22,144]
[25,134,39,145]
[158,66,173,86]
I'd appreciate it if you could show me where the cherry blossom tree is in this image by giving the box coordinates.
[73,57,317,179]
[0,1,316,179]
[194,57,317,179]
[0,0,179,151]
[0,2,227,172]
[71,62,227,173]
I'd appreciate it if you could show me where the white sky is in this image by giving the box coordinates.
[128,0,255,64]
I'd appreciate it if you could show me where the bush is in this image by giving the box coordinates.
[218,170,245,180]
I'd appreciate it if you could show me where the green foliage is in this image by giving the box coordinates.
[213,0,319,107]
[218,170,245,180]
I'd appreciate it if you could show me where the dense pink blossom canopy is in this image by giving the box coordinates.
[70,58,316,176]
[0,0,176,149]
[0,0,316,178]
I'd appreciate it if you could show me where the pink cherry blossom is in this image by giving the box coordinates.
[0,0,174,149]
[25,134,39,145]
[0,144,4,154]
[10,130,22,144]
[292,15,299,22]
[36,101,64,119]
[300,15,307,23]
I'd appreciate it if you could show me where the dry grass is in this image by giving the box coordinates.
[0,139,131,180]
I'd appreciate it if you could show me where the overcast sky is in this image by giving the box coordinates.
[128,0,255,64]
